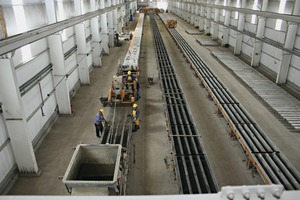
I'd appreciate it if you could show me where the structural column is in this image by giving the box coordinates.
[48,35,72,114]
[199,1,205,31]
[212,0,220,40]
[205,1,211,35]
[112,0,118,33]
[222,0,231,46]
[276,1,300,84]
[91,0,102,67]
[251,0,268,67]
[194,2,199,27]
[0,58,39,173]
[234,0,246,55]
[74,0,91,84]
[101,0,109,54]
[107,0,114,48]
[190,3,194,25]
[46,0,72,114]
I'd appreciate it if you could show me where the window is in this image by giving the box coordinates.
[223,0,227,16]
[13,3,32,61]
[235,0,240,19]
[275,0,287,30]
[251,0,259,24]
[57,2,67,41]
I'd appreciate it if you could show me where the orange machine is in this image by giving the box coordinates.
[107,74,137,105]
[166,20,177,28]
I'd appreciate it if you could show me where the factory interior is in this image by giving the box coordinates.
[0,0,300,199]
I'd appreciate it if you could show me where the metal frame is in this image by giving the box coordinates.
[0,0,136,56]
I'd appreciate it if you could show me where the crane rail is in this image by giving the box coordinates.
[150,15,218,194]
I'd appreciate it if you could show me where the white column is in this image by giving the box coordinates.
[222,0,231,46]
[75,0,90,84]
[234,0,246,55]
[48,35,72,114]
[276,1,300,84]
[190,3,194,25]
[251,0,268,67]
[212,0,220,40]
[107,0,114,48]
[91,0,101,67]
[205,3,211,35]
[194,3,199,27]
[101,0,109,54]
[112,0,118,33]
[199,3,205,31]
[0,58,39,173]
[45,0,57,24]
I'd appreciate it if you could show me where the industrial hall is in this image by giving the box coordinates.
[0,0,300,199]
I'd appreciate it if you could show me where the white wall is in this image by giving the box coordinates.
[0,0,126,193]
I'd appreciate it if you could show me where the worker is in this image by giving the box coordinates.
[126,71,136,82]
[136,78,141,100]
[125,71,136,90]
[132,103,140,132]
[94,109,106,138]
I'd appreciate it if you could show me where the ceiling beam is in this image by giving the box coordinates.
[0,1,136,56]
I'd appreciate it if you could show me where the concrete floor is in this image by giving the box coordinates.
[6,13,300,195]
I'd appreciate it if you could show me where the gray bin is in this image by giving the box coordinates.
[62,144,122,195]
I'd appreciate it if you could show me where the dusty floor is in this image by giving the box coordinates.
[6,13,300,195]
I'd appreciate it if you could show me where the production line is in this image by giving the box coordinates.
[150,14,218,194]
[159,14,300,190]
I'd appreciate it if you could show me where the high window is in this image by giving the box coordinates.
[13,2,32,61]
[275,0,286,30]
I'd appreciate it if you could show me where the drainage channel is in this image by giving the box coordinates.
[150,15,218,194]
[163,21,300,190]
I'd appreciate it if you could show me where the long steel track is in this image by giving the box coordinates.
[150,15,218,194]
[160,16,300,190]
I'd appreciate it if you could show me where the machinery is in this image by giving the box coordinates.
[166,20,177,28]
[107,74,138,105]
[103,13,144,106]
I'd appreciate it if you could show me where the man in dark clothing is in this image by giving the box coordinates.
[94,109,106,138]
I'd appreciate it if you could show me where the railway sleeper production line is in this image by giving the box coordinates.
[150,14,218,194]
[159,14,300,190]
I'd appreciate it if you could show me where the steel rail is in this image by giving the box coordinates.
[150,14,218,194]
[160,15,300,190]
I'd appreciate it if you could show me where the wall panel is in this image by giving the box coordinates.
[287,66,300,87]
[67,68,79,93]
[15,51,50,87]
[65,53,77,73]
[265,27,285,44]
[63,36,76,54]
[0,144,15,183]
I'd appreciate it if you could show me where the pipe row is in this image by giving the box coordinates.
[150,15,218,194]
[165,24,300,190]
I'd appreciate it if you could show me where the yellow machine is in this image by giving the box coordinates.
[166,20,177,28]
[107,74,138,105]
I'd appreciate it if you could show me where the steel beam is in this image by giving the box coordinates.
[0,1,136,56]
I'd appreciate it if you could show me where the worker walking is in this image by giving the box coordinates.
[132,103,140,132]
[94,109,106,138]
